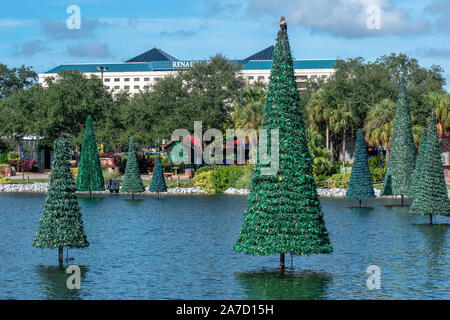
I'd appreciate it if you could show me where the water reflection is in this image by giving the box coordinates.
[414,224,449,262]
[35,265,88,300]
[235,270,332,300]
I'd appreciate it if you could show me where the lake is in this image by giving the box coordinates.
[0,193,448,299]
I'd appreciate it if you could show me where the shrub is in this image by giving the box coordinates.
[211,165,249,193]
[7,152,20,163]
[370,166,386,183]
[0,153,8,165]
[234,170,252,189]
[193,170,215,194]
[70,167,78,178]
[0,173,13,184]
[103,168,121,180]
[329,173,351,188]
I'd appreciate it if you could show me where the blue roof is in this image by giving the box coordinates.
[126,48,178,62]
[243,46,274,62]
[43,46,336,74]
[44,63,152,74]
[242,60,336,70]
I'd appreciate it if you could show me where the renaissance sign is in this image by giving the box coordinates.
[172,61,197,68]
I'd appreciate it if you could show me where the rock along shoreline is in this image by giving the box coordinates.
[2,182,449,198]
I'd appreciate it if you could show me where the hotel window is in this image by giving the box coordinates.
[114,78,120,82]
[248,76,254,80]
[257,76,264,81]
[144,77,150,81]
[296,75,307,81]
[134,78,140,81]
[104,78,110,82]
[124,78,130,82]
[114,86,120,89]
[105,86,110,89]
[134,85,140,89]
[124,85,130,90]
[154,77,161,82]
[321,75,328,79]
[143,85,149,89]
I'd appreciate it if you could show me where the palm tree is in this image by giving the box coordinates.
[306,90,332,151]
[232,86,266,131]
[424,91,450,136]
[364,99,395,164]
[329,103,358,162]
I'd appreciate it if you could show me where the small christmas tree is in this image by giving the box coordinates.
[233,18,333,269]
[345,129,375,206]
[381,86,416,205]
[33,139,89,267]
[407,129,427,199]
[149,156,167,193]
[409,111,450,223]
[121,136,144,199]
[76,115,105,196]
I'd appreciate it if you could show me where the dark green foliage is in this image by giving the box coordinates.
[233,22,333,256]
[121,136,144,193]
[381,86,416,196]
[76,115,105,191]
[33,139,89,249]
[407,129,428,199]
[149,156,167,192]
[346,129,375,199]
[409,111,450,217]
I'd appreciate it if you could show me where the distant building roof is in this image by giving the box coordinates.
[243,46,274,62]
[126,48,178,62]
[44,62,152,74]
[42,46,336,74]
[242,59,336,70]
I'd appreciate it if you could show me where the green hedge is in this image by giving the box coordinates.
[328,173,351,188]
[193,165,253,193]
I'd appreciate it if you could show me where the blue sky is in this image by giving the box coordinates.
[1,0,449,90]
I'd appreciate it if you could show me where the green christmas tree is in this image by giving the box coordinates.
[381,86,416,205]
[149,156,167,193]
[33,139,89,267]
[409,110,450,223]
[345,129,375,206]
[76,115,105,196]
[407,129,428,199]
[233,18,333,269]
[121,136,144,198]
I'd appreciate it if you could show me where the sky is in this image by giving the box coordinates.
[1,0,449,90]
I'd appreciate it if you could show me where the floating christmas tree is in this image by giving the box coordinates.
[121,136,144,199]
[76,115,105,197]
[149,156,167,194]
[409,110,450,223]
[345,129,375,207]
[407,129,427,199]
[233,17,333,269]
[33,139,89,267]
[381,86,416,205]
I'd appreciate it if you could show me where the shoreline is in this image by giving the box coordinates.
[1,182,449,198]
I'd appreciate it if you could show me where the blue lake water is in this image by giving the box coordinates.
[0,193,448,300]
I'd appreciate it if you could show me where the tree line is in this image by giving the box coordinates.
[0,53,448,159]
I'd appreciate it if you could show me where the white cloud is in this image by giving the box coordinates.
[247,0,430,38]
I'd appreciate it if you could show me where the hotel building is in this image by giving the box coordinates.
[39,46,336,94]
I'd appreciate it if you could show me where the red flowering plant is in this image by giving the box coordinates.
[10,159,37,172]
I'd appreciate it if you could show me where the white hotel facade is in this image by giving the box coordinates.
[39,46,336,94]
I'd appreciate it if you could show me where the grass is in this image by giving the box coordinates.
[10,178,50,184]
[142,179,195,188]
